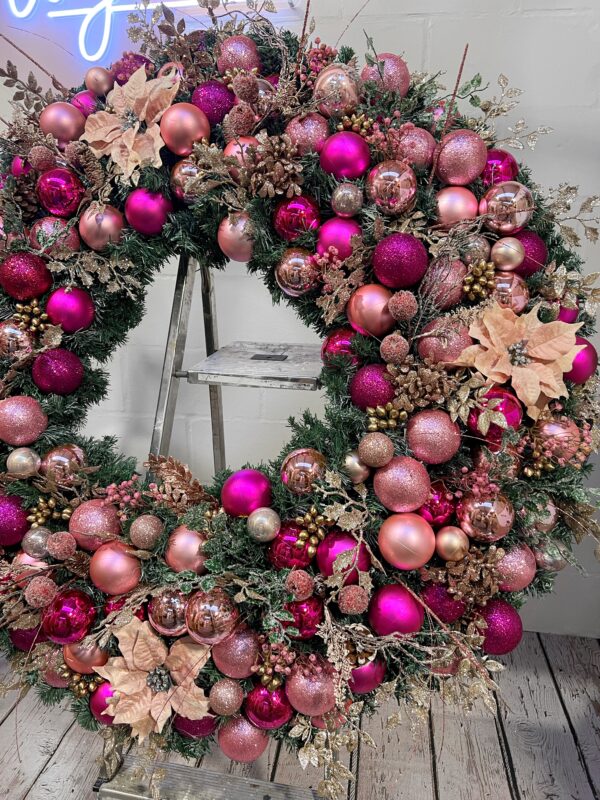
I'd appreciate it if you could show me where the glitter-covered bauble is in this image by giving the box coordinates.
[321,327,359,366]
[247,507,281,543]
[283,595,324,640]
[342,450,370,484]
[46,287,94,333]
[218,716,269,763]
[421,583,466,623]
[275,248,319,297]
[492,271,530,314]
[368,584,424,635]
[37,168,85,217]
[378,513,436,570]
[212,625,260,678]
[223,136,258,179]
[373,456,431,513]
[482,148,519,187]
[32,348,84,395]
[8,624,47,651]
[39,102,85,149]
[394,124,436,168]
[436,186,479,229]
[217,34,262,74]
[477,598,523,655]
[285,113,329,155]
[129,514,164,549]
[372,232,429,288]
[380,333,409,365]
[313,64,360,117]
[70,90,97,118]
[533,417,581,460]
[40,444,86,485]
[435,525,470,561]
[407,409,461,465]
[90,541,141,595]
[0,252,52,300]
[221,469,272,516]
[349,657,386,695]
[273,195,320,241]
[217,212,254,262]
[349,364,395,411]
[244,685,293,729]
[462,234,491,265]
[170,160,200,204]
[0,396,48,446]
[491,237,525,271]
[63,641,109,674]
[564,336,598,384]
[29,216,81,255]
[78,203,124,251]
[84,66,114,95]
[41,588,96,644]
[331,182,364,218]
[286,571,315,602]
[6,447,41,477]
[186,589,240,645]
[110,52,152,84]
[533,541,569,572]
[361,52,410,95]
[513,230,547,277]
[280,448,326,495]
[165,525,206,574]
[358,432,394,469]
[456,493,514,542]
[346,284,394,337]
[417,318,473,364]
[125,189,173,237]
[467,387,523,451]
[173,712,217,739]
[480,181,534,234]
[435,129,487,185]
[497,543,537,592]
[148,589,188,636]
[160,103,210,156]
[316,217,361,260]
[366,160,417,216]
[89,682,115,726]
[0,321,33,359]
[285,655,336,716]
[268,521,313,569]
[421,257,466,310]
[69,499,121,552]
[0,494,29,546]
[316,530,371,584]
[191,80,235,125]
[417,481,456,528]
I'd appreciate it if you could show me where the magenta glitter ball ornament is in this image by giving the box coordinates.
[477,598,523,655]
[456,493,514,543]
[319,132,371,180]
[436,186,479,229]
[283,596,324,640]
[417,318,473,364]
[321,327,359,366]
[316,530,371,584]
[0,396,48,446]
[9,624,47,651]
[280,448,326,495]
[273,195,320,241]
[39,102,85,148]
[421,583,466,623]
[125,189,173,236]
[89,682,115,726]
[221,469,272,517]
[69,499,121,552]
[349,364,395,411]
[373,456,431,513]
[395,124,436,168]
[70,90,97,118]
[110,52,152,85]
[218,716,269,763]
[244,685,293,730]
[406,409,461,465]
[346,284,395,338]
[467,387,523,451]
[173,712,218,739]
[435,129,488,185]
[32,348,84,395]
[217,34,262,74]
[480,181,534,234]
[317,217,361,260]
[349,657,386,695]
[361,52,410,96]
[89,541,142,596]
[212,626,260,679]
[275,248,319,297]
[165,526,206,574]
[482,149,519,187]
[29,216,81,256]
[268,521,313,570]
[368,584,424,636]
[420,257,466,310]
[285,113,329,155]
[41,588,96,644]
[372,232,429,289]
[564,336,598,384]
[0,494,29,546]
[46,287,95,333]
[366,160,417,217]
[497,543,537,592]
[217,212,254,262]
[191,80,235,125]
[37,168,85,218]
[513,230,548,277]
[0,252,52,301]
[285,656,336,716]
[417,480,456,528]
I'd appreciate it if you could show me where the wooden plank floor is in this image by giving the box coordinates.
[0,632,597,800]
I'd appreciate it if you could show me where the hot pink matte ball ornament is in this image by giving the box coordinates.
[349,364,395,411]
[268,521,313,570]
[221,469,272,517]
[218,716,269,763]
[173,712,218,739]
[69,499,121,552]
[217,212,254,262]
[0,494,29,546]
[321,327,359,366]
[70,90,98,118]
[39,102,85,148]
[273,195,320,241]
[563,336,598,384]
[436,186,479,229]
[482,148,519,187]
[9,624,47,651]
[361,52,410,96]
[285,113,330,155]
[125,189,173,236]
[368,584,424,636]
[317,217,362,260]
[0,252,53,301]
[244,685,293,730]
[164,525,206,575]
[191,80,235,125]
[32,348,84,395]
[29,217,81,256]
[513,230,547,277]
[346,284,395,338]
[89,682,115,725]
[373,457,431,513]
[421,583,466,623]
[372,232,429,288]
[89,541,142,595]
[0,396,48,446]
[417,480,456,528]
[79,203,125,251]
[212,625,260,678]
[37,168,85,218]
[477,598,523,655]
[497,543,537,592]
[46,287,95,333]
[316,530,371,584]
[434,129,488,185]
[319,131,371,180]
[467,387,523,451]
[349,657,387,694]
[283,595,324,640]
[41,588,97,644]
[377,513,436,569]
[406,409,461,465]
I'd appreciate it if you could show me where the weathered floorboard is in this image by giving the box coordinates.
[0,654,23,725]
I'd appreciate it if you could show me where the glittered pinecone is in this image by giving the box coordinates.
[238,133,303,199]
[64,141,105,191]
[222,103,257,142]
[387,356,459,413]
[421,545,505,606]
[231,72,259,104]
[12,173,39,220]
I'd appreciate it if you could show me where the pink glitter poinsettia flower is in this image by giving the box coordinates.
[94,617,210,740]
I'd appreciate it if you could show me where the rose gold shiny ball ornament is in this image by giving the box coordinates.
[533,540,569,572]
[280,448,326,495]
[435,526,470,561]
[148,589,188,636]
[462,234,491,265]
[358,432,394,468]
[378,513,436,570]
[170,160,200,203]
[41,444,86,485]
[185,588,240,645]
[492,272,530,314]
[212,625,260,678]
[63,641,109,674]
[78,204,124,251]
[346,284,395,338]
[39,102,85,149]
[406,410,461,464]
[84,66,114,96]
[436,186,479,229]
[532,499,559,535]
[69,499,121,552]
[456,493,514,542]
[217,212,254,263]
[247,507,281,543]
[366,160,417,217]
[129,514,164,549]
[491,237,525,271]
[165,525,206,574]
[6,447,41,477]
[534,417,582,460]
[435,129,488,185]
[331,183,364,218]
[22,526,51,558]
[275,248,319,297]
[313,64,360,118]
[89,541,142,595]
[342,450,370,484]
[160,103,210,157]
[209,678,244,716]
[0,321,34,359]
[373,456,431,513]
[479,181,534,234]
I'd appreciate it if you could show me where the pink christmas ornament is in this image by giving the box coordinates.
[217,35,262,74]
[244,685,293,730]
[283,595,324,640]
[477,598,523,655]
[39,102,85,148]
[480,181,534,234]
[32,348,84,395]
[361,52,410,96]
[273,195,320,241]
[110,52,152,85]
[349,364,395,411]
[268,521,313,570]
[78,204,124,251]
[280,448,326,495]
[223,136,258,180]
[457,493,514,543]
[372,232,429,288]
[285,655,336,716]
[420,257,466,309]
[186,589,240,645]
[366,160,417,217]
[373,456,431,513]
[0,252,52,300]
[346,284,394,337]
[563,336,598,384]
[435,129,488,185]
[218,716,269,763]
[558,305,579,323]
[406,409,461,464]
[285,113,329,155]
[275,248,319,297]
[436,186,479,229]
[0,321,33,359]
[467,387,523,451]
[316,530,371,584]
[70,90,98,118]
[321,327,359,366]
[29,216,81,256]
[173,712,218,739]
[148,590,188,636]
[0,494,29,546]
[349,657,386,694]
[9,625,47,651]
[492,271,530,314]
[11,156,31,177]
[69,499,121,552]
[313,65,360,118]
[89,682,115,725]
[212,626,260,678]
[89,541,141,595]
[165,526,206,574]
[394,124,436,168]
[125,189,173,236]
[46,287,95,333]
[368,584,424,635]
[497,543,537,592]
[170,160,200,203]
[84,66,114,95]
[417,480,456,528]
[160,103,210,156]
[417,318,473,364]
[319,131,371,180]
[191,80,235,125]
[0,396,48,446]
[421,583,466,623]
[217,212,254,262]
[377,513,436,570]
[37,168,85,218]
[221,469,272,517]
[41,588,96,644]
[513,230,547,277]
[482,149,519,187]
[317,217,362,260]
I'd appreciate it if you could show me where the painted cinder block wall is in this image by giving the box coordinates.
[1,1,598,635]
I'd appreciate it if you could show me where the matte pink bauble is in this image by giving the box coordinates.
[0,396,48,446]
[39,102,85,148]
[244,685,293,730]
[221,469,272,516]
[366,160,417,217]
[436,186,479,229]
[373,457,431,513]
[368,584,424,635]
[417,480,456,528]
[482,149,519,187]
[217,212,254,262]
[372,232,429,289]
[395,124,436,168]
[29,216,81,255]
[317,217,362,260]
[217,34,262,74]
[37,168,85,217]
[89,682,115,725]
[420,257,466,310]
[160,103,210,156]
[349,364,395,411]
[268,521,313,569]
[125,189,173,236]
[285,656,336,716]
[479,181,534,234]
[191,80,235,125]
[378,513,435,569]
[70,90,98,118]
[0,494,29,546]
[218,716,269,763]
[223,137,258,180]
[285,113,329,155]
[89,541,141,595]
[313,65,360,117]
[564,336,598,384]
[467,387,523,451]
[513,230,547,277]
[186,589,240,645]
[84,66,114,95]
[212,626,260,678]
[361,52,410,96]
[417,318,473,364]
[69,499,121,552]
[283,596,324,640]
[9,624,47,651]
[273,195,320,241]
[321,327,359,366]
[280,449,326,495]
[435,129,487,185]
[349,657,386,694]
[275,248,319,297]
[165,526,206,574]
[456,493,514,542]
[46,287,95,333]
[173,712,218,739]
[0,252,52,300]
[63,641,109,674]
[316,530,371,584]
[421,583,466,623]
[497,543,537,592]
[148,589,188,636]
[346,284,394,337]
[41,589,96,644]
[320,131,371,180]
[32,348,84,395]
[477,598,523,655]
[78,204,124,251]
[492,271,530,314]
[407,409,461,464]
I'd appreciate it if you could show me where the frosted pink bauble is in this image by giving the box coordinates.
[68,499,121,552]
[372,232,429,288]
[361,52,410,96]
[407,409,461,464]
[349,364,395,410]
[373,456,431,512]
[497,543,537,592]
[218,716,269,763]
[285,113,329,155]
[435,129,488,185]
[477,598,523,655]
[0,396,48,446]
[421,583,466,623]
[212,626,260,678]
